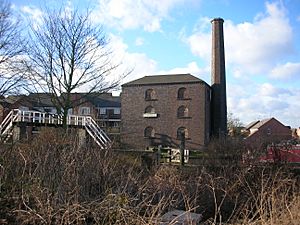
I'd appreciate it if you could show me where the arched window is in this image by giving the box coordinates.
[145,89,156,100]
[177,87,186,99]
[177,106,188,118]
[144,126,155,138]
[177,127,188,139]
[145,106,155,114]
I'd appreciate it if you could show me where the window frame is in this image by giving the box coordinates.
[144,126,155,138]
[177,105,189,118]
[145,89,157,101]
[177,127,189,139]
[79,106,91,115]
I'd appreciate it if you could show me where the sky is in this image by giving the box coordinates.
[10,0,300,128]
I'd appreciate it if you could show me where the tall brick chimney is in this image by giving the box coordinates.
[211,18,227,137]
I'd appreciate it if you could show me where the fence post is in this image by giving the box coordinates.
[180,131,185,166]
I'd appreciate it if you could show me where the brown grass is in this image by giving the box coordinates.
[0,128,299,224]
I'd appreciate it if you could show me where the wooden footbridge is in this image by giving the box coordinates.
[0,109,111,149]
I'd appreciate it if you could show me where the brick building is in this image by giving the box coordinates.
[0,93,121,146]
[244,118,292,148]
[120,18,227,150]
[121,74,211,150]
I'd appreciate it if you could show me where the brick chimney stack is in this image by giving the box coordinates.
[211,18,227,137]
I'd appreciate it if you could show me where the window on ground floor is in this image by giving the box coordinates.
[144,126,155,138]
[177,127,188,139]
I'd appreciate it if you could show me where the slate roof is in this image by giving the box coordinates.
[27,93,55,107]
[244,120,260,130]
[122,74,206,87]
[85,93,120,107]
[3,95,26,104]
[251,118,273,129]
[245,118,274,131]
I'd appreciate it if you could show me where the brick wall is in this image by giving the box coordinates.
[246,118,292,148]
[121,82,211,150]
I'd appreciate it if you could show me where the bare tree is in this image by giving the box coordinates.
[0,0,26,96]
[227,112,244,137]
[25,8,127,126]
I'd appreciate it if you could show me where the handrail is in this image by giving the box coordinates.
[0,110,13,132]
[1,109,112,149]
[84,116,111,149]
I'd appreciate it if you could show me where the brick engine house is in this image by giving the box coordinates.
[121,18,227,150]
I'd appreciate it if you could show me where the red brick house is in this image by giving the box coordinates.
[0,95,33,122]
[69,93,121,136]
[121,74,211,150]
[244,118,292,148]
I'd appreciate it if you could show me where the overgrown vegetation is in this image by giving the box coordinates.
[0,129,299,224]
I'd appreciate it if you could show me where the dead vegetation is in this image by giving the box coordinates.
[0,128,299,224]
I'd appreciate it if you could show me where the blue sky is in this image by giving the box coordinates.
[11,0,300,128]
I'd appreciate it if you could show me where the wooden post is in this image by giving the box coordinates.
[157,145,161,165]
[180,131,185,166]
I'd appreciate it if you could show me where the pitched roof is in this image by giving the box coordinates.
[251,118,273,129]
[122,74,206,87]
[85,93,120,107]
[27,93,55,107]
[244,120,260,130]
[4,95,26,104]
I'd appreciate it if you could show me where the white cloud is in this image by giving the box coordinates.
[270,62,300,79]
[186,1,293,76]
[228,82,300,127]
[108,35,211,90]
[225,2,292,74]
[21,5,44,28]
[158,61,210,82]
[92,0,192,32]
[108,34,158,84]
[258,83,291,97]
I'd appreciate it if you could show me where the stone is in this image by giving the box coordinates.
[159,210,202,225]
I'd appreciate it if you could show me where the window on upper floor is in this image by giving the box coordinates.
[79,106,91,115]
[145,89,156,100]
[145,106,155,114]
[178,87,187,99]
[143,105,157,118]
[99,108,106,115]
[144,126,155,138]
[177,106,189,118]
[177,127,188,139]
[114,108,121,114]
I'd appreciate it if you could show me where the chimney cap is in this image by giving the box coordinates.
[211,18,224,23]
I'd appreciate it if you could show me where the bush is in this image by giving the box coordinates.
[0,128,299,224]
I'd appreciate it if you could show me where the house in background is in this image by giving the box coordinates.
[0,92,121,147]
[27,93,57,114]
[69,93,121,147]
[243,118,292,148]
[0,95,32,122]
[0,93,57,118]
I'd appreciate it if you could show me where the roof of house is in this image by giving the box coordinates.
[244,120,260,130]
[246,117,291,138]
[251,118,273,129]
[86,93,120,107]
[122,74,207,87]
[27,93,55,107]
[3,95,27,104]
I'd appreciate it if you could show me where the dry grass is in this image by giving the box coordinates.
[0,129,299,224]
